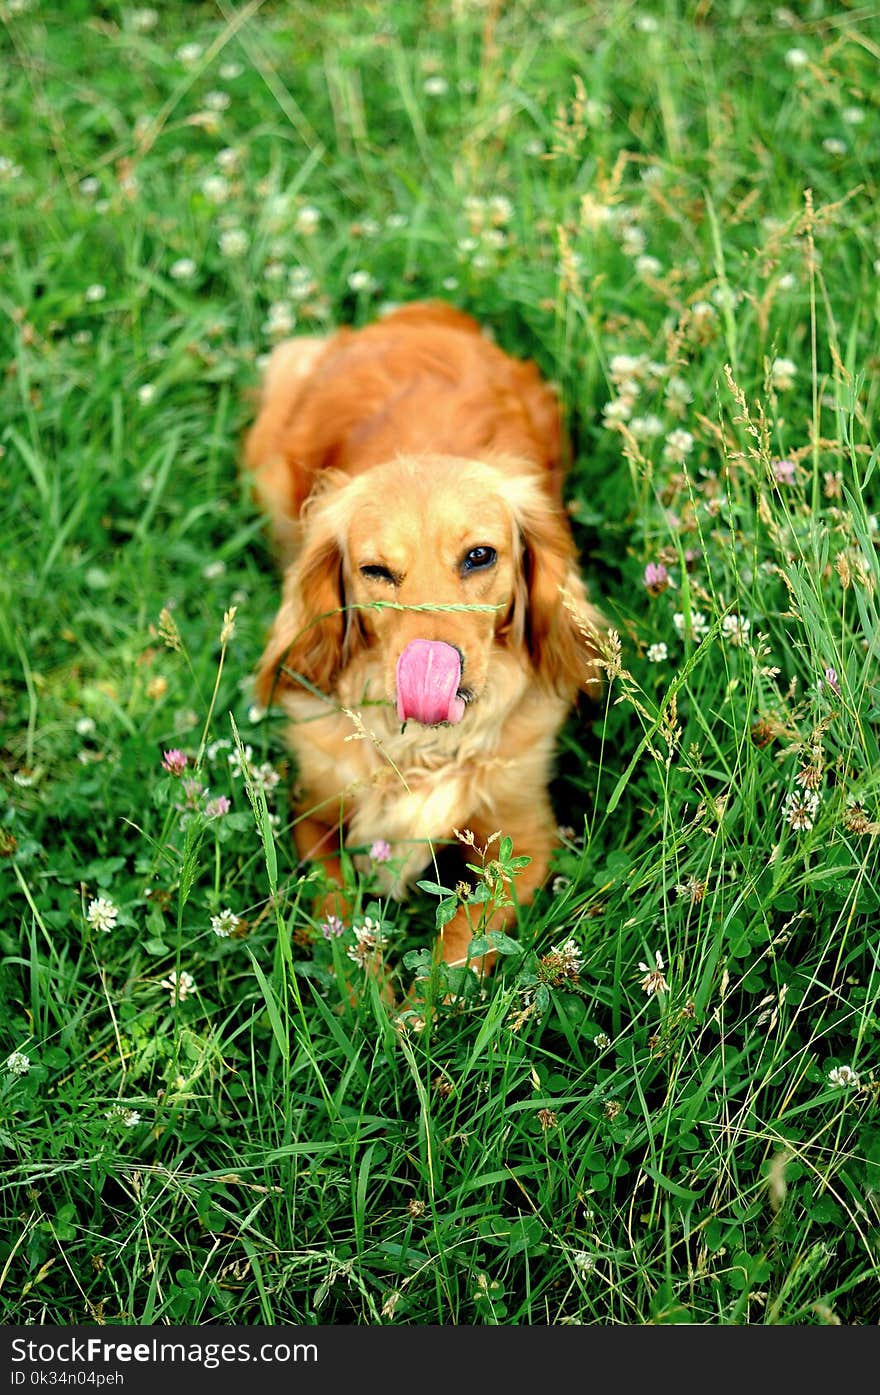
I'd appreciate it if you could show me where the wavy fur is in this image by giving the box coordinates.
[244,302,606,977]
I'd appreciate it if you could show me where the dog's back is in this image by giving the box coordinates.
[244,300,566,553]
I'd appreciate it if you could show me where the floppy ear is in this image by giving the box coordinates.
[510,487,606,699]
[256,531,346,706]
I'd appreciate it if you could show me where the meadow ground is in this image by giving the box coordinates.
[1,0,879,1326]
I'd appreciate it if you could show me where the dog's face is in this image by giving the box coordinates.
[345,461,520,723]
[257,455,602,721]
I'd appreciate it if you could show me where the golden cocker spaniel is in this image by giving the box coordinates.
[244,301,605,977]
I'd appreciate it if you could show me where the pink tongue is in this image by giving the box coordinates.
[396,640,466,726]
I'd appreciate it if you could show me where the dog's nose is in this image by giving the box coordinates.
[396,639,466,726]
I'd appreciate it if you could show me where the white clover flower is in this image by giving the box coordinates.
[784,47,809,69]
[664,375,693,405]
[842,106,865,125]
[647,641,668,662]
[573,1250,596,1273]
[169,257,197,281]
[220,61,243,80]
[822,137,847,156]
[663,428,695,463]
[828,1065,860,1088]
[106,1103,142,1126]
[593,1033,611,1050]
[263,300,295,337]
[423,75,449,96]
[722,613,751,646]
[137,383,157,406]
[673,610,708,642]
[347,269,376,293]
[609,353,646,383]
[630,414,665,440]
[782,787,820,832]
[87,896,119,933]
[601,397,633,426]
[770,356,797,390]
[637,950,669,996]
[347,917,388,966]
[482,228,507,250]
[204,90,231,112]
[294,205,321,235]
[160,969,197,1003]
[690,299,717,323]
[620,223,647,257]
[5,1051,31,1076]
[711,285,740,310]
[219,227,248,258]
[777,272,797,292]
[201,559,226,580]
[75,716,96,737]
[255,761,280,791]
[202,173,230,204]
[488,195,513,225]
[85,283,107,303]
[131,7,159,31]
[227,744,253,777]
[636,253,663,278]
[289,266,317,300]
[210,908,240,938]
[549,938,583,976]
[356,916,386,943]
[79,176,100,197]
[175,42,204,66]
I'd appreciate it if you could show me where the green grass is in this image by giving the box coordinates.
[2,0,879,1326]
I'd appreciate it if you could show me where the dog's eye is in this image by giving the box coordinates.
[360,563,396,583]
[461,546,497,573]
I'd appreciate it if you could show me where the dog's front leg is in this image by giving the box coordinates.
[292,810,351,923]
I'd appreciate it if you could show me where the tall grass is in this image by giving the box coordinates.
[1,0,879,1325]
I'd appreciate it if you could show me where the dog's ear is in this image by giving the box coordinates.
[509,485,606,699]
[256,530,346,705]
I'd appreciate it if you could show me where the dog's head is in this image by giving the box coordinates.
[256,455,604,722]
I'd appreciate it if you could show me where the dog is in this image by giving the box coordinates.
[243,300,605,979]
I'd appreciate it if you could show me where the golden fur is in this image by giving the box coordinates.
[243,301,605,976]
